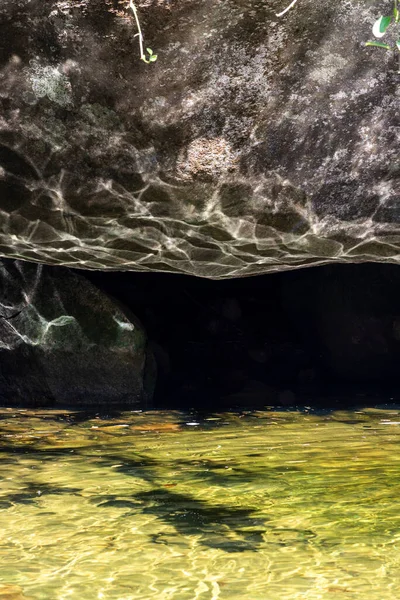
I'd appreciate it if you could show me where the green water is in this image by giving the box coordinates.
[1,407,400,600]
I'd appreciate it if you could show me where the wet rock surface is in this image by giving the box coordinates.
[0,0,398,278]
[0,259,150,407]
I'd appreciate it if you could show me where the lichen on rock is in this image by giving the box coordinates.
[25,59,73,106]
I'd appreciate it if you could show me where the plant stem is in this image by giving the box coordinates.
[276,0,299,17]
[129,0,147,62]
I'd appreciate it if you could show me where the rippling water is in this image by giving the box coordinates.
[1,407,400,599]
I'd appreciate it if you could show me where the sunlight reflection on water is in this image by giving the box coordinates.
[0,406,400,599]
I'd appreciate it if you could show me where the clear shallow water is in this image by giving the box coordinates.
[1,407,400,600]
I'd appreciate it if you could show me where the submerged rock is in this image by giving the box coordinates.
[0,584,31,600]
[0,259,151,407]
[0,0,398,278]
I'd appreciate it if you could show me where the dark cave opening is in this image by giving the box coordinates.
[82,263,400,411]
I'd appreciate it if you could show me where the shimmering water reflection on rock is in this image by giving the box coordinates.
[0,407,400,599]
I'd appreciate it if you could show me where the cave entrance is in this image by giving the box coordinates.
[84,263,400,411]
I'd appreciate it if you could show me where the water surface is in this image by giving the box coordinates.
[0,407,400,599]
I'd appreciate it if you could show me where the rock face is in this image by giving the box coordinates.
[0,0,398,279]
[0,259,150,407]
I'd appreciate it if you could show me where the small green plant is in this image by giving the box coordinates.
[129,0,158,64]
[366,0,400,51]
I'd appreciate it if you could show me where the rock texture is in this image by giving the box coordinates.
[0,259,150,407]
[0,0,398,278]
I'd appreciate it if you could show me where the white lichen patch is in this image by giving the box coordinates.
[53,1,90,16]
[177,137,239,180]
[26,60,73,107]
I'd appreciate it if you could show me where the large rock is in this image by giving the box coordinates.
[0,0,398,279]
[0,259,151,407]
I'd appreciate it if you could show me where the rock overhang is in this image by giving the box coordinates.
[0,0,398,279]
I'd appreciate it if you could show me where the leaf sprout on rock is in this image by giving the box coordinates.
[365,0,400,53]
[129,0,158,64]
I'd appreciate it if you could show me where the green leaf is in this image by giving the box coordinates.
[372,15,392,38]
[396,40,400,51]
[146,47,153,55]
[365,40,391,49]
[149,54,158,62]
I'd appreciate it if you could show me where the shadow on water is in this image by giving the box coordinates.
[0,405,398,554]
[0,481,82,508]
[85,453,275,552]
[0,427,315,553]
[133,488,267,553]
[98,449,300,487]
[0,422,279,552]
